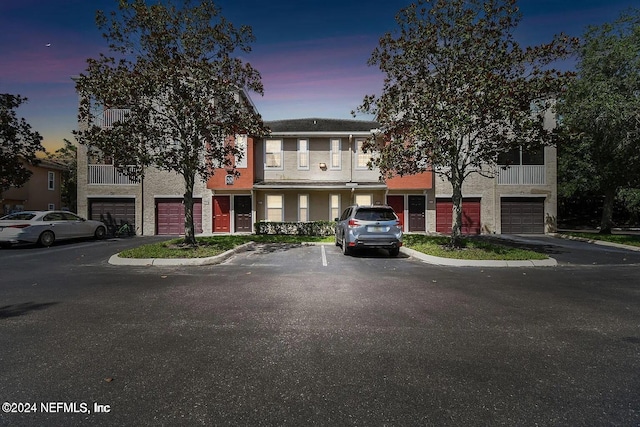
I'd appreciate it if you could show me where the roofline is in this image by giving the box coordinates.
[266,131,376,137]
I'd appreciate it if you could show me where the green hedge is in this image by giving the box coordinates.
[255,221,336,236]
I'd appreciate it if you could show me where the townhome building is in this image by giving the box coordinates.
[212,118,433,233]
[76,102,556,235]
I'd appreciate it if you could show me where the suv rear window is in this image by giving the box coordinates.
[354,208,396,221]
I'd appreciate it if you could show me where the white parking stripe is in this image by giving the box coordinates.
[321,245,328,266]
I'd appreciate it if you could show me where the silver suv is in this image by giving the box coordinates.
[335,205,403,256]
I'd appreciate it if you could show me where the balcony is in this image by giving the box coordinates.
[88,165,138,185]
[94,109,130,129]
[497,165,546,185]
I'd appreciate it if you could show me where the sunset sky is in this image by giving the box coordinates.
[0,0,637,153]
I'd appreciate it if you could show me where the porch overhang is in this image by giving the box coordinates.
[253,181,387,190]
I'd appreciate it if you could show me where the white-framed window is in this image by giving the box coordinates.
[235,134,248,169]
[298,139,309,170]
[330,138,341,169]
[355,138,370,169]
[354,194,373,206]
[299,194,309,222]
[48,203,55,210]
[265,139,283,169]
[47,171,55,190]
[266,194,284,222]
[329,194,340,221]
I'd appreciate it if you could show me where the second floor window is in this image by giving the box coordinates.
[298,139,309,170]
[498,146,544,166]
[265,139,283,169]
[330,138,341,169]
[47,172,55,190]
[235,134,248,169]
[355,138,369,169]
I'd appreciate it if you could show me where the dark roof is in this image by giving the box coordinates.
[266,118,379,133]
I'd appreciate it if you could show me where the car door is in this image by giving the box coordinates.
[43,212,73,239]
[63,212,90,237]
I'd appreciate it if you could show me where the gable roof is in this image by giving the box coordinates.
[266,118,379,134]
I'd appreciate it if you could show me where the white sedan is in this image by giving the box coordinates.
[0,211,107,248]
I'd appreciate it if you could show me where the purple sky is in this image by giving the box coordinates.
[0,0,637,152]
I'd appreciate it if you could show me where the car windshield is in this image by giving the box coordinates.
[1,212,37,220]
[354,208,396,221]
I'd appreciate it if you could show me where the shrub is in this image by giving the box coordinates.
[255,221,336,236]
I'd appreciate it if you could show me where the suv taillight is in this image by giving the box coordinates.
[348,219,359,227]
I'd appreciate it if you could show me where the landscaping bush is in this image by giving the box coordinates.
[255,221,336,236]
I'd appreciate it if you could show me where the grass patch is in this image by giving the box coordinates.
[119,234,548,261]
[561,232,640,247]
[118,235,334,258]
[403,234,548,260]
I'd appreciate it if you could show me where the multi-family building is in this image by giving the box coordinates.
[2,159,66,215]
[75,100,557,235]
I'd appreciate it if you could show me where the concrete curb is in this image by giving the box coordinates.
[108,242,255,266]
[108,240,557,268]
[400,246,558,267]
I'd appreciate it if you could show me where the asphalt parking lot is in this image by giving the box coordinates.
[1,235,640,426]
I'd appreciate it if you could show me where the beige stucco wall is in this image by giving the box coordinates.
[262,136,381,183]
[253,189,387,223]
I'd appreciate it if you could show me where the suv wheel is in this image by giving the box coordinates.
[389,247,400,257]
[342,235,351,256]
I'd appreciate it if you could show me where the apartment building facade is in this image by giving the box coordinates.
[76,111,556,236]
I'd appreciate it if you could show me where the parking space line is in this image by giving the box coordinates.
[321,245,328,266]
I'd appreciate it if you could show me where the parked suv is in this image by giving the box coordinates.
[335,205,403,256]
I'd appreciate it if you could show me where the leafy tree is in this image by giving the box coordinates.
[46,140,78,212]
[557,10,640,234]
[0,94,44,197]
[74,0,266,244]
[356,0,576,246]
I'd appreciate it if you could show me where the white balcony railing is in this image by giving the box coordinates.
[88,165,138,185]
[93,109,130,128]
[497,165,546,185]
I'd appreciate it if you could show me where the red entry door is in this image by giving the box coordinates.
[213,196,230,233]
[386,195,405,230]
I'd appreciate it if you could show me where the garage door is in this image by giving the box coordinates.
[436,198,481,235]
[89,198,135,235]
[156,199,202,235]
[501,198,544,234]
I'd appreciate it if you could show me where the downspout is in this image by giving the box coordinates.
[349,134,353,183]
[140,174,144,235]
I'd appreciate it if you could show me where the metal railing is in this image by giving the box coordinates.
[94,109,130,128]
[88,165,138,185]
[497,165,546,185]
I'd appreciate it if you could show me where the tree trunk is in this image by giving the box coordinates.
[450,173,464,248]
[183,172,197,245]
[599,188,616,234]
